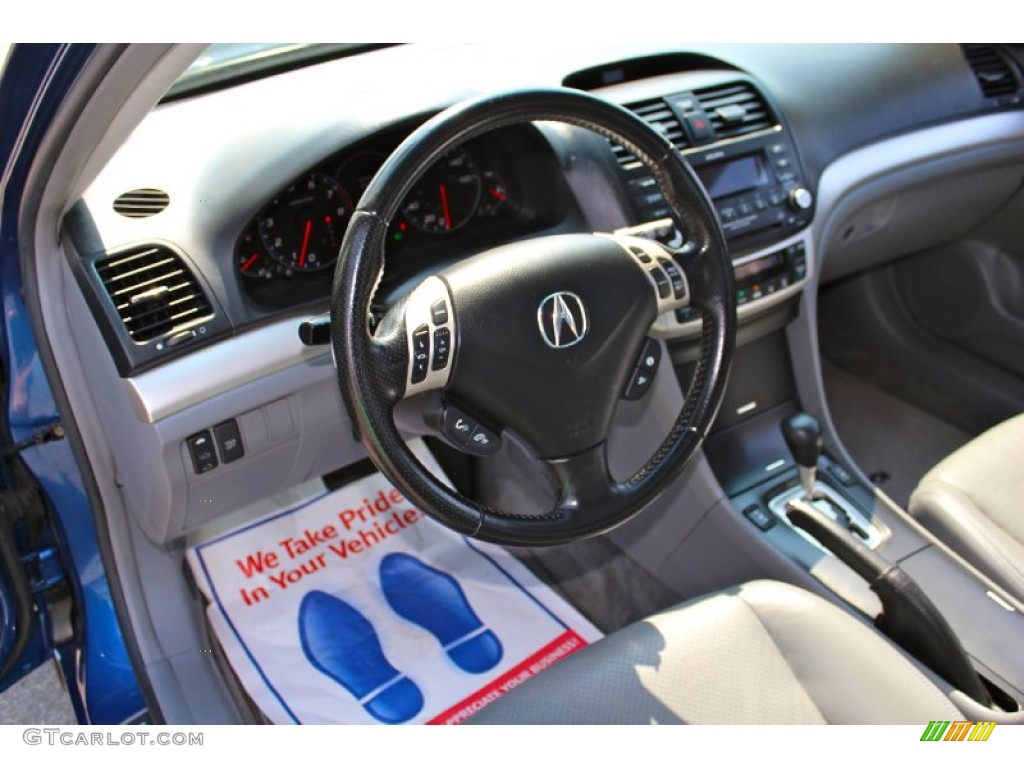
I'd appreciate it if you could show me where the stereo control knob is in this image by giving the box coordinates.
[788,188,813,212]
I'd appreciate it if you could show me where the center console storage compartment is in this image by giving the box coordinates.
[898,545,1024,706]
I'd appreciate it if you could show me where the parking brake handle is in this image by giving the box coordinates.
[787,498,992,707]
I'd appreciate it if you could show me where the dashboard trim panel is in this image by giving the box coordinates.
[124,316,329,423]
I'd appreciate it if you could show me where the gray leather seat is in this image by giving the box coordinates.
[468,580,962,724]
[909,413,1024,605]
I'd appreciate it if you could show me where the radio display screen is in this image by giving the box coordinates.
[697,154,768,199]
[734,252,784,282]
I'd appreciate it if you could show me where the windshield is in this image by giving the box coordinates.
[168,44,394,99]
[176,44,312,83]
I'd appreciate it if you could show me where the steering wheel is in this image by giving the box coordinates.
[330,87,735,546]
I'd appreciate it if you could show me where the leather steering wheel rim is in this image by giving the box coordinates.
[331,87,735,546]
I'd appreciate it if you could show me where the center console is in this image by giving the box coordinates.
[704,386,1024,715]
[606,78,814,340]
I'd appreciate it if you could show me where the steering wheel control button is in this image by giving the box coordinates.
[650,267,672,300]
[628,245,652,264]
[430,299,449,326]
[675,307,699,323]
[431,327,451,371]
[443,407,477,447]
[186,430,218,474]
[658,258,687,299]
[411,324,431,384]
[402,276,457,395]
[743,504,777,531]
[213,419,245,464]
[467,424,500,455]
[623,367,654,401]
[638,338,662,373]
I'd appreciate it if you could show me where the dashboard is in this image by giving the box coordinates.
[57,42,1024,544]
[69,44,1023,374]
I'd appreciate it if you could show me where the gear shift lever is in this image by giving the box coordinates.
[782,412,823,501]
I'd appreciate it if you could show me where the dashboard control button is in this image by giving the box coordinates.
[411,324,430,383]
[443,408,476,447]
[213,419,245,464]
[430,299,449,326]
[165,329,197,348]
[788,187,814,211]
[623,367,654,401]
[675,307,698,323]
[186,430,218,475]
[827,463,856,487]
[638,338,661,373]
[743,504,776,531]
[467,424,500,455]
[650,267,671,299]
[432,327,451,371]
[657,258,686,299]
[684,113,714,143]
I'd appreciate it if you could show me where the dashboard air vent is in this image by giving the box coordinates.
[112,188,170,218]
[611,98,689,167]
[695,81,775,140]
[95,246,213,343]
[962,45,1020,98]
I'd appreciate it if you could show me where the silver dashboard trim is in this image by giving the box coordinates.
[768,481,886,552]
[124,315,330,423]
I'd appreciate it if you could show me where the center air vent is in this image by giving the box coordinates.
[95,246,213,343]
[611,98,689,167]
[962,44,1021,99]
[112,188,170,218]
[695,81,775,140]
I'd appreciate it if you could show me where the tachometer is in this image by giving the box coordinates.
[401,149,480,234]
[257,171,351,272]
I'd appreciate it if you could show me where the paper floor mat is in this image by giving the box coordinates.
[186,440,602,724]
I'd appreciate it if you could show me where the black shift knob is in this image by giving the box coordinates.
[782,412,823,469]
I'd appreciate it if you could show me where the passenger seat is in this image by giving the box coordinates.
[909,413,1024,604]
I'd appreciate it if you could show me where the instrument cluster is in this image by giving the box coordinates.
[235,126,555,308]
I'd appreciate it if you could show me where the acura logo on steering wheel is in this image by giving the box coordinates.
[537,291,588,349]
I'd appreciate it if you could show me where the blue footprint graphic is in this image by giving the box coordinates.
[298,590,423,723]
[379,553,503,674]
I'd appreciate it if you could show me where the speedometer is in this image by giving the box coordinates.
[257,171,351,272]
[401,149,481,234]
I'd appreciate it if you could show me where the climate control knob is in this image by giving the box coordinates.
[788,187,814,211]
